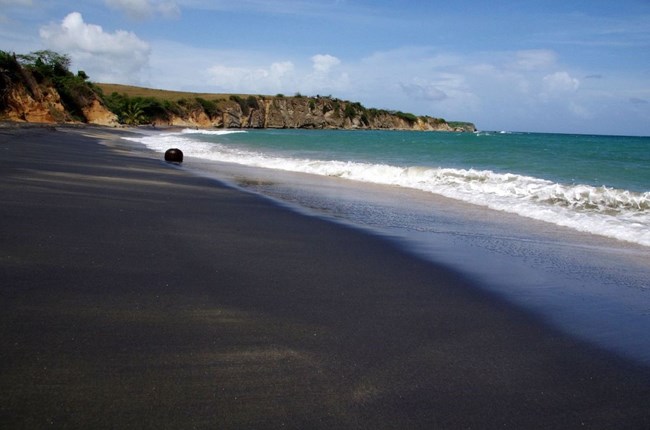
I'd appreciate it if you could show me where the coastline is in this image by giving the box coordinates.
[1,126,649,428]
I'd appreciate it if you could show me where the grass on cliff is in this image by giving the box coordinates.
[96,83,247,103]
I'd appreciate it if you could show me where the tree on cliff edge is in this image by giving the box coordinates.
[10,50,102,121]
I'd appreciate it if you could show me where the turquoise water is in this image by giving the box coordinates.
[210,129,650,192]
[132,129,650,247]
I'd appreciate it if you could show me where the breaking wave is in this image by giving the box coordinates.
[125,131,650,247]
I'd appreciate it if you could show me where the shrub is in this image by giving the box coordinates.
[140,97,169,120]
[54,74,96,120]
[0,51,22,109]
[162,99,184,117]
[0,50,22,80]
[196,97,220,117]
[246,95,259,110]
[395,111,418,123]
[229,95,250,115]
[343,103,356,120]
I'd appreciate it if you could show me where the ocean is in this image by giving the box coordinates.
[125,128,650,365]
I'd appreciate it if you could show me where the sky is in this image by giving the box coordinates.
[1,0,649,135]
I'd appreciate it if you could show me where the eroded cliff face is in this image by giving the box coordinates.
[3,86,67,123]
[1,84,118,126]
[158,96,475,132]
[81,99,119,126]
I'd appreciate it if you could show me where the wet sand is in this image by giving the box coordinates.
[1,126,648,429]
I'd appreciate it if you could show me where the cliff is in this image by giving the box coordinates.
[1,84,118,126]
[99,86,476,132]
[1,50,474,132]
[0,51,118,126]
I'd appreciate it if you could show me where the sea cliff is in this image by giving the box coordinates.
[1,50,475,132]
[144,93,476,132]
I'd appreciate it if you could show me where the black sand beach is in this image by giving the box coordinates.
[1,126,649,429]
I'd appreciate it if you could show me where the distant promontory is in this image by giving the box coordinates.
[1,50,476,132]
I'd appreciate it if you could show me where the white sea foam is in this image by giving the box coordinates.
[179,128,247,136]
[126,133,650,247]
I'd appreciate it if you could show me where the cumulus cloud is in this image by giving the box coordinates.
[105,0,180,19]
[513,49,557,70]
[40,12,151,83]
[542,71,580,95]
[203,53,352,96]
[311,54,340,74]
[302,54,349,94]
[207,61,295,93]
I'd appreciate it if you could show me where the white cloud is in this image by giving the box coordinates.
[39,12,151,83]
[105,0,180,19]
[311,54,340,74]
[137,41,644,134]
[203,53,353,95]
[513,49,557,70]
[302,54,349,94]
[542,71,580,95]
[207,61,296,93]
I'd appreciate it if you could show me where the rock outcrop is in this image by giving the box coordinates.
[0,51,118,126]
[2,85,67,123]
[1,85,118,126]
[3,51,475,131]
[81,98,119,126]
[153,95,476,132]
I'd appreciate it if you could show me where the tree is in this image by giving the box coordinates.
[18,50,72,80]
[121,100,146,125]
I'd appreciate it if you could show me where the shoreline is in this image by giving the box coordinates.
[188,155,650,365]
[134,126,650,365]
[1,126,649,428]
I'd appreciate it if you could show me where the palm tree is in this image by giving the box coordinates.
[121,100,146,125]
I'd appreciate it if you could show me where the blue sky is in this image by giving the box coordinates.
[1,0,649,135]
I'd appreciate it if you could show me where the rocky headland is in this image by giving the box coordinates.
[1,50,475,132]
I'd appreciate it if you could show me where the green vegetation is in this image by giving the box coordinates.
[343,103,357,120]
[0,51,22,110]
[1,49,102,121]
[394,111,418,123]
[447,121,475,130]
[228,95,260,116]
[196,97,219,117]
[120,100,147,125]
[94,83,453,129]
